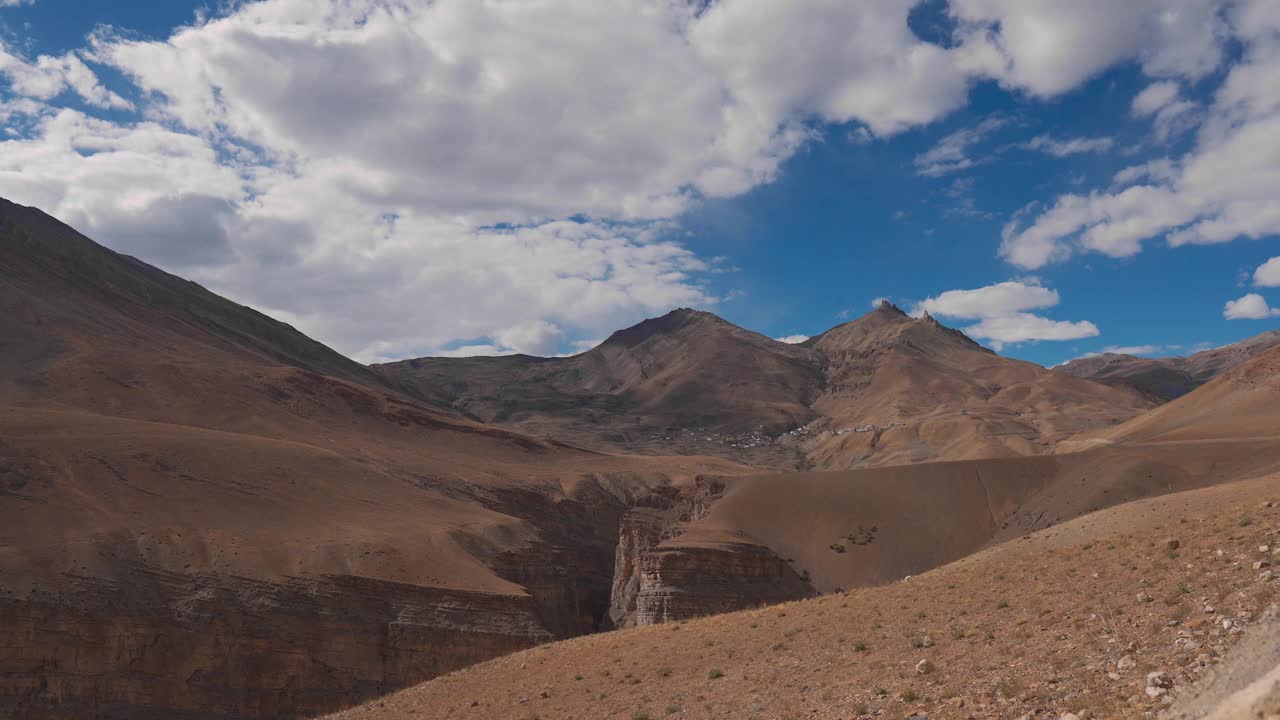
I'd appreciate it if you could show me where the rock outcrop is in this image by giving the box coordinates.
[0,572,550,720]
[609,478,815,627]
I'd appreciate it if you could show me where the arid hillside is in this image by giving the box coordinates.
[1056,329,1280,402]
[378,302,1153,470]
[327,471,1280,720]
[0,197,745,719]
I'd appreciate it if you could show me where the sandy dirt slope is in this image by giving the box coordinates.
[326,472,1280,720]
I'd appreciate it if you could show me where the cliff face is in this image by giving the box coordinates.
[0,572,550,720]
[609,479,815,628]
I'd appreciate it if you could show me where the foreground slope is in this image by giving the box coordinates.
[379,302,1152,469]
[0,198,743,719]
[1057,329,1280,401]
[330,471,1280,720]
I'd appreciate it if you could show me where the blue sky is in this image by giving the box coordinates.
[2,1,1278,366]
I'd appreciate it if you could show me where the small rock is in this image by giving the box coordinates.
[1147,670,1173,690]
[1117,655,1136,671]
[1107,672,1121,681]
[1262,545,1272,553]
[1062,714,1080,720]
[920,635,935,648]
[1146,686,1168,698]
[916,658,936,674]
[1137,591,1154,603]
[1205,604,1216,614]
[470,700,480,707]
[1255,560,1271,570]
[1260,570,1273,582]
[539,689,550,699]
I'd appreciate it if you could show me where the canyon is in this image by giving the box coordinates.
[4,194,1280,719]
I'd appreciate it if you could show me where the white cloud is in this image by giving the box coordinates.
[0,0,1053,361]
[1018,134,1114,157]
[1132,81,1181,116]
[915,280,1097,350]
[0,0,1266,362]
[0,43,131,109]
[1224,292,1280,319]
[964,313,1099,351]
[1131,80,1198,139]
[914,116,1008,177]
[949,0,1229,97]
[1254,256,1280,287]
[774,334,810,344]
[1113,158,1178,187]
[1000,8,1280,269]
[915,280,1058,319]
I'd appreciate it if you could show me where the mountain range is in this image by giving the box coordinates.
[3,195,1280,719]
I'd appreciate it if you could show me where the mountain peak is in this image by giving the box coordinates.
[598,307,726,349]
[874,299,907,316]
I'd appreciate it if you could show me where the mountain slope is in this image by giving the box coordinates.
[1056,329,1280,401]
[379,302,1153,469]
[376,308,825,467]
[330,470,1280,720]
[0,197,745,719]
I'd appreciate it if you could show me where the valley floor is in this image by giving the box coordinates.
[325,472,1280,720]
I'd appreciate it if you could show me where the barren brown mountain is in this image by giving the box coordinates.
[1056,329,1280,401]
[0,198,744,719]
[378,301,1154,470]
[332,348,1280,720]
[5,195,1279,720]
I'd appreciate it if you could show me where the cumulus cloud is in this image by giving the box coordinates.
[914,280,1058,318]
[914,280,1097,350]
[963,313,1099,350]
[1224,293,1280,319]
[1000,4,1280,269]
[0,43,131,109]
[774,334,810,344]
[0,0,1037,360]
[1254,257,1280,287]
[0,0,1262,360]
[949,0,1229,97]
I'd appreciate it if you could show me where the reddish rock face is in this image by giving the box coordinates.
[609,479,816,628]
[0,574,550,719]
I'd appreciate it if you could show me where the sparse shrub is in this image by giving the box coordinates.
[1241,517,1255,527]
[657,667,672,678]
[950,626,965,640]
[708,669,724,680]
[772,642,785,651]
[997,600,1010,609]
[665,705,681,715]
[909,637,924,649]
[574,674,583,681]
[830,543,846,553]
[633,712,652,720]
[854,641,869,652]
[901,689,918,702]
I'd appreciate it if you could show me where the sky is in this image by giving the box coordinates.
[1,1,1278,367]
